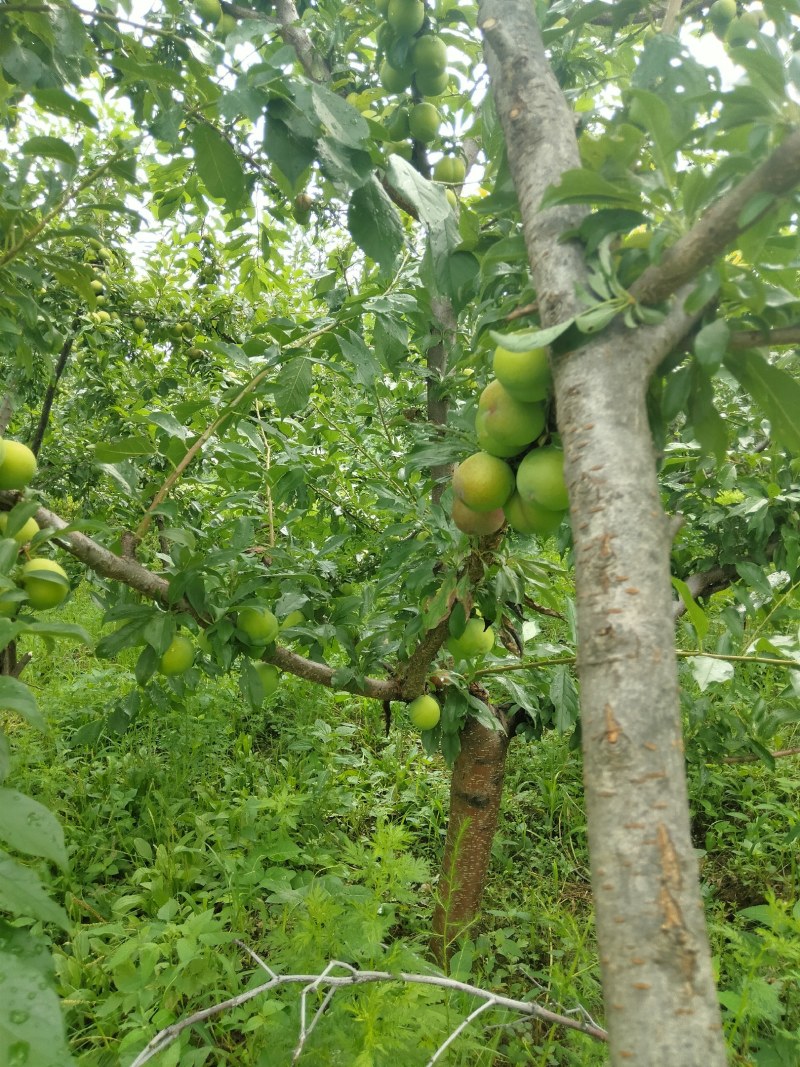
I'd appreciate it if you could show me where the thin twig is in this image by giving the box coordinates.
[0,153,126,269]
[428,997,497,1065]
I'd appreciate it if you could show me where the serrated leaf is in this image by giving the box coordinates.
[694,319,730,373]
[671,578,709,643]
[272,357,313,415]
[736,562,773,597]
[688,370,727,459]
[310,84,369,149]
[32,87,97,126]
[191,123,246,207]
[24,621,91,644]
[689,655,734,691]
[0,927,75,1066]
[386,155,454,229]
[725,349,800,454]
[0,851,68,929]
[20,135,78,166]
[0,790,67,868]
[348,178,404,270]
[575,298,627,334]
[94,435,156,463]
[337,330,382,387]
[422,572,459,630]
[540,168,642,210]
[0,678,45,730]
[263,116,315,189]
[549,665,579,732]
[490,320,574,352]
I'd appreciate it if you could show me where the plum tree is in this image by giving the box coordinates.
[0,440,37,490]
[195,0,221,23]
[452,452,515,512]
[380,60,413,94]
[20,559,69,610]
[414,68,449,98]
[412,35,447,72]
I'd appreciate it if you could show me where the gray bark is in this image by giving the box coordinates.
[479,2,728,1062]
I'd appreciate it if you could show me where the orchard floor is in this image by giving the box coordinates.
[7,587,799,1066]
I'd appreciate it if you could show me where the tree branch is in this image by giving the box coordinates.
[632,129,800,307]
[478,1,588,326]
[31,327,77,458]
[672,565,738,619]
[730,324,800,348]
[0,492,401,701]
[272,0,330,82]
[127,958,607,1067]
[721,746,800,764]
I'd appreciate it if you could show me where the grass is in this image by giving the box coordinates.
[5,585,800,1065]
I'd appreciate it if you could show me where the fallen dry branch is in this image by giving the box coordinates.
[127,954,607,1067]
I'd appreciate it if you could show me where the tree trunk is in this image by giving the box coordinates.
[480,3,727,1062]
[556,339,726,1064]
[431,714,510,966]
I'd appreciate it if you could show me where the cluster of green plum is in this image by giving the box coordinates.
[0,439,70,616]
[707,0,761,43]
[376,0,460,168]
[194,0,237,37]
[407,616,496,732]
[160,604,281,700]
[451,345,569,538]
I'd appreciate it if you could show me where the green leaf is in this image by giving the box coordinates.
[94,435,156,463]
[0,790,67,868]
[263,116,315,190]
[32,87,98,126]
[689,655,734,691]
[24,621,91,644]
[490,320,574,351]
[19,136,78,166]
[191,123,246,208]
[694,319,730,374]
[725,350,800,453]
[671,578,709,643]
[337,331,382,387]
[540,168,642,211]
[310,84,369,149]
[736,562,773,597]
[688,370,727,459]
[0,733,8,783]
[272,357,313,415]
[347,178,405,270]
[549,665,579,732]
[0,926,75,1066]
[0,851,69,929]
[0,678,45,731]
[386,155,453,229]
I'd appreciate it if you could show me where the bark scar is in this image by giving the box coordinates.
[604,703,622,745]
